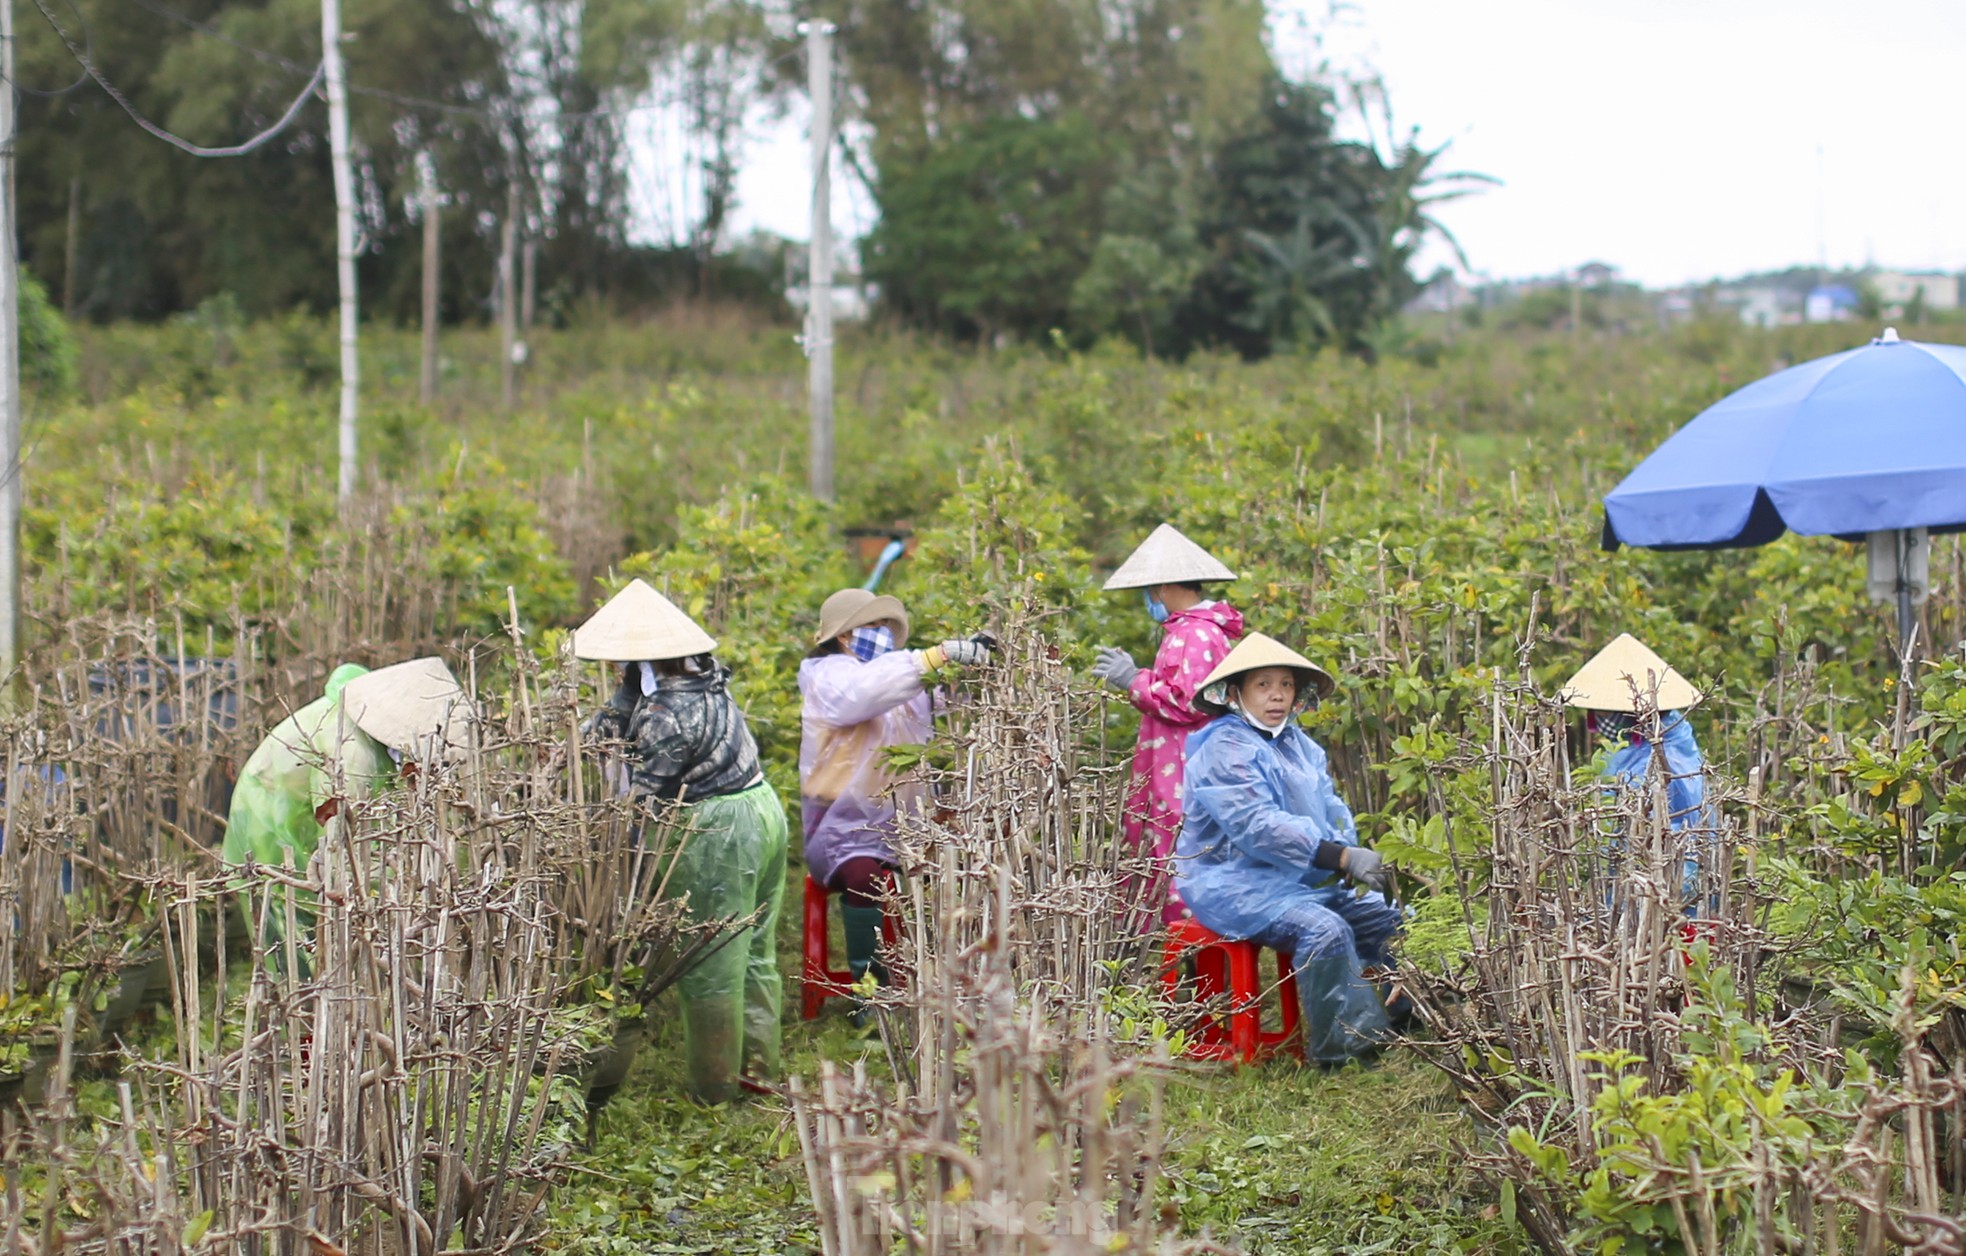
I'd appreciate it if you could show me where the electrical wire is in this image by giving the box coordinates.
[114,0,758,126]
[34,0,323,157]
[6,0,92,97]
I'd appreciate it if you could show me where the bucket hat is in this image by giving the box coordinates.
[1195,633,1336,714]
[340,657,475,761]
[1102,524,1236,591]
[1561,634,1702,712]
[812,588,911,647]
[573,578,718,662]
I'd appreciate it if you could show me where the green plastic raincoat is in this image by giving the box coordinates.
[592,661,786,1103]
[222,664,393,940]
[666,781,787,1101]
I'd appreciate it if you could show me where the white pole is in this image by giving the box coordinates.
[499,178,518,411]
[324,0,359,505]
[0,0,22,682]
[804,21,835,503]
[418,150,439,406]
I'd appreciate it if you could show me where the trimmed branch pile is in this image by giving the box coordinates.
[0,634,738,1254]
[1411,682,1966,1254]
[789,612,1227,1256]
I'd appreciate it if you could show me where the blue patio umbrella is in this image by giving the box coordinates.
[1602,329,1966,651]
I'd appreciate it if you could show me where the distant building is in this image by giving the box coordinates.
[1576,261,1618,289]
[1655,289,1697,325]
[1871,270,1959,316]
[1408,272,1469,315]
[1731,285,1795,328]
[1805,284,1859,323]
[786,282,874,322]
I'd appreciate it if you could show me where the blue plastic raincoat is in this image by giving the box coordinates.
[1597,710,1711,912]
[1175,715,1401,1062]
[1599,711,1708,830]
[1176,717,1359,937]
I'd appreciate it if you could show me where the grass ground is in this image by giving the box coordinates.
[543,874,1521,1255]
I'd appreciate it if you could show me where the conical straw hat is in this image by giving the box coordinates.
[1561,634,1702,712]
[341,657,475,761]
[1195,632,1336,713]
[1103,523,1237,590]
[573,578,718,662]
[811,588,911,646]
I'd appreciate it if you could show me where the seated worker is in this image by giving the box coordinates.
[1174,634,1403,1066]
[1561,633,1710,912]
[799,588,991,1009]
[579,577,787,1104]
[224,657,472,950]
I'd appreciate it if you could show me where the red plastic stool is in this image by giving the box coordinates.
[800,875,903,1020]
[1160,918,1301,1064]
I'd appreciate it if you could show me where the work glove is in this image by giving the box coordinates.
[939,637,993,667]
[1341,846,1391,896]
[1091,646,1139,691]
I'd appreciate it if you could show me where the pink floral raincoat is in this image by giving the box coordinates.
[1122,601,1245,923]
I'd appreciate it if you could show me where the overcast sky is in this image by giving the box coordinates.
[698,0,1966,289]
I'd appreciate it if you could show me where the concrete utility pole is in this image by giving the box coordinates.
[323,0,359,505]
[803,20,835,502]
[499,177,519,411]
[418,151,439,406]
[0,0,21,682]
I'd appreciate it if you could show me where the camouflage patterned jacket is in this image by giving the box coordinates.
[590,663,762,804]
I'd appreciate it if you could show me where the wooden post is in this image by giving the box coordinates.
[520,238,536,331]
[418,151,439,406]
[804,20,835,502]
[0,0,20,681]
[62,174,78,319]
[324,0,359,505]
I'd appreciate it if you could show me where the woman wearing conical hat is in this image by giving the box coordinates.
[578,578,788,1103]
[1091,524,1246,926]
[1174,634,1404,1066]
[799,588,994,1011]
[224,657,473,951]
[1563,634,1712,909]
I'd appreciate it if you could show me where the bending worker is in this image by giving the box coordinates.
[1174,634,1403,1066]
[1091,523,1244,925]
[799,588,992,1007]
[1561,633,1710,913]
[580,578,787,1104]
[224,657,472,947]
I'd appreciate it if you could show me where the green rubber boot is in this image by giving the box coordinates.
[841,903,887,1027]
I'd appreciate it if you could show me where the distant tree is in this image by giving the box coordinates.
[866,113,1109,342]
[17,0,513,320]
[1856,282,1886,323]
[1169,78,1381,357]
[1069,165,1203,356]
[16,0,782,322]
[826,0,1276,345]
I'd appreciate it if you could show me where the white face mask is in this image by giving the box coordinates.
[1233,702,1288,737]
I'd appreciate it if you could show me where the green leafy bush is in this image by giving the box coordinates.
[20,273,77,397]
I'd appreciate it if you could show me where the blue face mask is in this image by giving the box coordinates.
[1144,589,1169,624]
[848,624,896,661]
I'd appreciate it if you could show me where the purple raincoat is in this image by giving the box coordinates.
[1123,601,1245,922]
[798,650,935,886]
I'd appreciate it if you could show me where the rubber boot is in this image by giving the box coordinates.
[841,903,886,1027]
